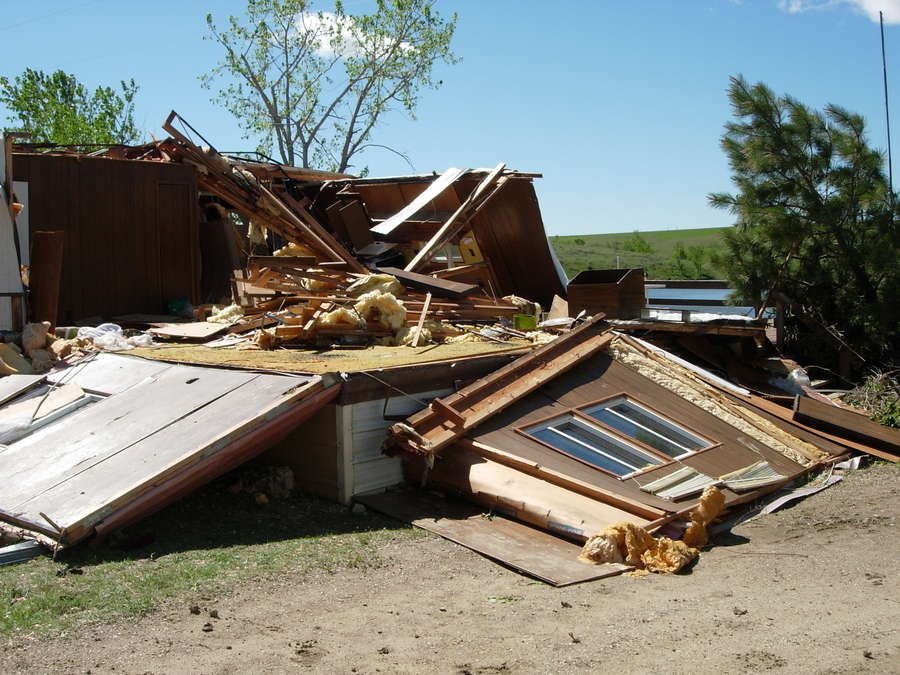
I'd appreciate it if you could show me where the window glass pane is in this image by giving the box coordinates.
[588,408,688,457]
[528,416,661,476]
[558,421,660,469]
[584,398,708,458]
[531,427,634,475]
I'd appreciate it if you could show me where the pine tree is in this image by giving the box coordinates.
[709,76,899,366]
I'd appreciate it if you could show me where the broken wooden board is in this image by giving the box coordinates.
[0,374,45,406]
[377,266,477,299]
[793,395,900,459]
[0,356,324,545]
[148,321,228,341]
[386,314,611,456]
[358,489,630,586]
[370,167,467,236]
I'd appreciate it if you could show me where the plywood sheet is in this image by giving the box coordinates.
[149,321,228,340]
[359,490,629,586]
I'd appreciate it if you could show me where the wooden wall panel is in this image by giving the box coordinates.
[13,154,199,323]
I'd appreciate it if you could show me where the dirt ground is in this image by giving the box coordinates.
[2,463,898,674]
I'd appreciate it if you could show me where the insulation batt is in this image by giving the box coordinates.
[353,291,406,331]
[580,486,727,574]
[395,325,432,346]
[346,273,404,298]
[300,270,337,293]
[317,307,365,328]
[274,242,317,258]
[208,304,244,324]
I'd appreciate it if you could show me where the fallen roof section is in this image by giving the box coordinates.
[0,354,334,546]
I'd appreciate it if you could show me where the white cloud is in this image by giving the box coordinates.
[295,11,411,59]
[778,0,900,24]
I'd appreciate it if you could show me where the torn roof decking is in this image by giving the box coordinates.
[0,354,332,545]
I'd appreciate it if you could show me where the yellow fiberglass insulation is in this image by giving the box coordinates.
[273,242,317,258]
[300,270,337,292]
[682,484,727,548]
[317,307,365,328]
[579,486,727,574]
[354,291,406,331]
[208,304,244,324]
[395,325,433,346]
[346,273,404,298]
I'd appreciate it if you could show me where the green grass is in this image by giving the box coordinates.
[550,226,730,279]
[0,476,422,640]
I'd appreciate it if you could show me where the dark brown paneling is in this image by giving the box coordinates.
[14,154,199,323]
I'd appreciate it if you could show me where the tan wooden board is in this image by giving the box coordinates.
[149,321,229,340]
[358,489,630,586]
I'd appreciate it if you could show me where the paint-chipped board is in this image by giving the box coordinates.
[46,354,174,396]
[12,374,322,541]
[0,374,45,405]
[0,365,259,515]
[359,490,631,586]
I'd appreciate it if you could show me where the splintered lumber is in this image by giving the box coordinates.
[405,163,507,272]
[608,319,766,338]
[377,267,477,299]
[793,395,900,459]
[386,314,611,456]
[410,292,432,347]
[161,111,364,273]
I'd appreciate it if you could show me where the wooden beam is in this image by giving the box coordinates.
[794,395,900,458]
[411,292,431,348]
[386,314,611,456]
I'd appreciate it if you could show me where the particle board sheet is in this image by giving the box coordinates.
[0,374,45,405]
[0,361,322,543]
[148,321,228,341]
[46,353,174,395]
[358,490,630,586]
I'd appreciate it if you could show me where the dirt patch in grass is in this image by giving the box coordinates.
[1,463,898,673]
[0,477,420,640]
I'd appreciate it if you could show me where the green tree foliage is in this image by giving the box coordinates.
[709,76,900,363]
[0,69,139,146]
[622,231,655,254]
[203,0,458,173]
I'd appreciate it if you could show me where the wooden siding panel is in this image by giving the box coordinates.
[13,154,198,323]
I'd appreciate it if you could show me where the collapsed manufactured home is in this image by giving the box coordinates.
[1,117,897,581]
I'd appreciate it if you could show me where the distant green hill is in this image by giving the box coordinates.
[549,226,730,280]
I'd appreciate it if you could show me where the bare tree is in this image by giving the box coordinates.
[202,0,458,173]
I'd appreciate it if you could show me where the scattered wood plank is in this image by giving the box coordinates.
[377,267,477,299]
[794,395,900,458]
[358,489,631,586]
[0,374,45,406]
[411,292,431,347]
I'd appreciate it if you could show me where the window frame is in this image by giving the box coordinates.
[514,392,719,480]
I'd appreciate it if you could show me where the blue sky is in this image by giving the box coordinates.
[3,0,899,235]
